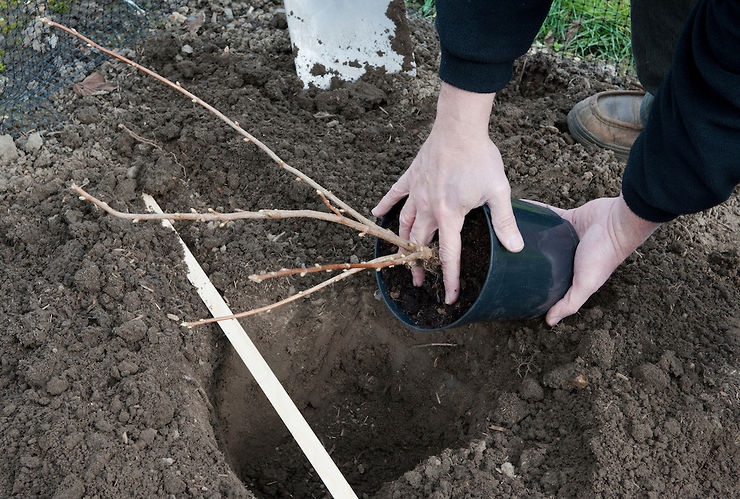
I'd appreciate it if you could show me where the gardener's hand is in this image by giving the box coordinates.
[372,82,524,305]
[543,195,661,326]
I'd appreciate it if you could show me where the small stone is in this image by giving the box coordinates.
[349,254,360,264]
[169,12,186,23]
[24,132,43,153]
[0,134,19,166]
[46,377,69,395]
[572,374,589,389]
[161,457,175,466]
[500,462,516,478]
[223,7,233,20]
[181,44,193,54]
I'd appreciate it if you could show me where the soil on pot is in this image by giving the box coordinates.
[1,2,738,498]
[377,207,491,329]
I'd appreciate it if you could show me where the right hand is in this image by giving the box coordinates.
[372,83,524,305]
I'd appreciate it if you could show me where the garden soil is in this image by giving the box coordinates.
[1,2,738,498]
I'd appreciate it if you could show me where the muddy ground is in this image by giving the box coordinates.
[1,2,738,497]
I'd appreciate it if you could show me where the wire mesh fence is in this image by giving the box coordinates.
[0,0,166,133]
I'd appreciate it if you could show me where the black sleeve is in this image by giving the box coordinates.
[622,0,740,222]
[436,0,553,93]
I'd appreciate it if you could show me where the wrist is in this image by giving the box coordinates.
[617,195,661,232]
[433,82,494,138]
[613,195,661,252]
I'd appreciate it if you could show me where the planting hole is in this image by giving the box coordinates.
[210,287,518,497]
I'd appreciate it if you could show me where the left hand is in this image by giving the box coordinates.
[542,195,661,326]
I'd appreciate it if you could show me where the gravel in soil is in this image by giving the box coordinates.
[1,2,738,498]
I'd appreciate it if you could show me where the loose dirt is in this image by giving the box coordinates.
[1,2,738,498]
[377,204,491,329]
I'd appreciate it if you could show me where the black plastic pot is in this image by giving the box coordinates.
[375,199,579,331]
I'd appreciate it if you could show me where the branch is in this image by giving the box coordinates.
[72,184,425,254]
[248,251,425,282]
[183,266,364,327]
[44,19,410,248]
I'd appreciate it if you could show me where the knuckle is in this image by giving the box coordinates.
[398,213,414,228]
[435,203,455,220]
[438,246,458,265]
[491,184,512,200]
[494,213,518,231]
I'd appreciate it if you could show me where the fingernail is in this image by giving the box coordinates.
[371,207,379,217]
[508,234,524,252]
[444,293,456,305]
[413,276,423,287]
[548,316,561,327]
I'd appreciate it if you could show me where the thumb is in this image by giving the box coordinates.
[546,231,612,325]
[545,284,591,326]
[372,173,409,218]
[487,196,524,253]
[520,198,572,223]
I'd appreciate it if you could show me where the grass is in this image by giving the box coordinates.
[405,0,632,67]
[539,0,631,67]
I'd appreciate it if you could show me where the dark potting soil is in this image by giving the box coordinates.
[1,2,738,498]
[377,208,491,329]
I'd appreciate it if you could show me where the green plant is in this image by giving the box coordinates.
[406,0,435,18]
[48,0,71,14]
[405,0,632,67]
[538,0,632,67]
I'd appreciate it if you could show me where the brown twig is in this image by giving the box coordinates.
[183,267,364,327]
[249,251,425,282]
[410,343,459,349]
[317,190,343,217]
[72,184,426,255]
[43,19,412,251]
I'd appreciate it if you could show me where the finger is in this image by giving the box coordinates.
[408,214,437,287]
[372,172,410,217]
[546,234,611,325]
[437,215,464,304]
[545,285,587,326]
[397,199,416,242]
[487,193,524,253]
[519,198,569,218]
